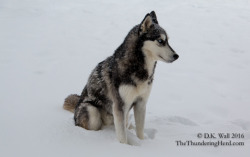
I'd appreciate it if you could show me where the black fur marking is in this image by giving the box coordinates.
[97,61,104,78]
[83,100,102,109]
[76,87,88,109]
[124,45,149,82]
[150,11,158,24]
[148,62,157,85]
[111,26,151,88]
[108,57,115,80]
[74,104,89,127]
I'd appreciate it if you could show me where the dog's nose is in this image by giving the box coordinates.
[173,54,179,60]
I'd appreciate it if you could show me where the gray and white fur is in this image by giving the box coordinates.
[63,11,179,144]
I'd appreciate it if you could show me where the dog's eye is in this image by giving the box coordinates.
[157,39,164,44]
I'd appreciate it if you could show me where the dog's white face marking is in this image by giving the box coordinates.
[142,34,177,63]
[161,34,166,41]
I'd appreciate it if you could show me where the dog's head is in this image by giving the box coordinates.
[139,11,179,63]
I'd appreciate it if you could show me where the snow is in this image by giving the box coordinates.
[0,0,250,156]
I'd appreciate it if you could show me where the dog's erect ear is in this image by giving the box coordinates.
[150,11,158,24]
[139,13,153,35]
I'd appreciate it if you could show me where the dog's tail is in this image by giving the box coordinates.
[63,94,81,113]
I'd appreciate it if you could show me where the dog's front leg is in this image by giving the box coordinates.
[113,103,127,144]
[133,100,146,139]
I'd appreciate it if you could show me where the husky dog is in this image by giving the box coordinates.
[63,11,179,144]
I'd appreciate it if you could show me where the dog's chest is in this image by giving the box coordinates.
[118,81,151,106]
[118,54,155,106]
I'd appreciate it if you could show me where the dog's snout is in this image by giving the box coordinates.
[173,54,179,60]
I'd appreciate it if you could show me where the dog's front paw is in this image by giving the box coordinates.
[117,135,128,144]
[137,133,144,140]
[119,138,128,144]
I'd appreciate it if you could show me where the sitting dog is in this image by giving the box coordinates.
[63,11,179,144]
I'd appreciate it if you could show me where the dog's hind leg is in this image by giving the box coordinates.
[74,102,102,131]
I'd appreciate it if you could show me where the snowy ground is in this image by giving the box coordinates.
[0,0,250,156]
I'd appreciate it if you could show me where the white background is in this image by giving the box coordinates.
[0,0,250,156]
